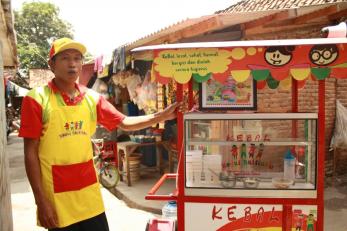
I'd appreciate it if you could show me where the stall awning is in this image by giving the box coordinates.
[131,38,347,89]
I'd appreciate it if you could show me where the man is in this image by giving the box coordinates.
[19,38,180,230]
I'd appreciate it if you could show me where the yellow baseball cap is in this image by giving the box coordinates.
[49,37,86,59]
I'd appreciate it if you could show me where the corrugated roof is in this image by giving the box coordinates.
[216,0,345,13]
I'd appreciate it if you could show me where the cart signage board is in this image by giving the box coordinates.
[153,48,232,84]
[185,203,282,230]
[145,39,347,89]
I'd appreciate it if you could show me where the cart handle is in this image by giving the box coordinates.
[145,173,178,201]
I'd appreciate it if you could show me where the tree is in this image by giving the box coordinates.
[14,2,74,72]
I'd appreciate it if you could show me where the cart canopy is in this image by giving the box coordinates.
[131,38,347,89]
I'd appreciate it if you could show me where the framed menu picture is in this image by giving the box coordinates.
[199,76,257,110]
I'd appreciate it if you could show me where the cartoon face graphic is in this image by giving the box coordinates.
[264,46,295,66]
[309,44,338,66]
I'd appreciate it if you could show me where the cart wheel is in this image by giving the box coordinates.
[99,165,120,189]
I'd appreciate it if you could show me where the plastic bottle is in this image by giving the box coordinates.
[162,201,177,220]
[284,149,296,181]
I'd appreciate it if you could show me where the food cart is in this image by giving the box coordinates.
[131,37,347,231]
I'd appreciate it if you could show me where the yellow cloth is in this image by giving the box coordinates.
[38,90,104,228]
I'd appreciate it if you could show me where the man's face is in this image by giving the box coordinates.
[49,49,83,83]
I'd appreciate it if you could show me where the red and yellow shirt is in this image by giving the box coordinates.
[19,79,126,227]
[19,80,125,138]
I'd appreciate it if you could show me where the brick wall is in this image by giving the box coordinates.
[245,24,347,176]
[298,79,337,176]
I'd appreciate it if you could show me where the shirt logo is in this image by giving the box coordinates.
[64,121,83,130]
[59,120,87,138]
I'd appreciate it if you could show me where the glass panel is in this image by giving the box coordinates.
[184,117,317,191]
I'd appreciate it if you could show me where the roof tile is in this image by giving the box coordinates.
[216,0,344,13]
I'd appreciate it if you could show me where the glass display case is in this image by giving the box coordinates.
[184,113,317,198]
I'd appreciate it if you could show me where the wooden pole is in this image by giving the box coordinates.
[0,51,14,231]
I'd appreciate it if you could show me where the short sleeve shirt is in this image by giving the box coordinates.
[19,80,125,139]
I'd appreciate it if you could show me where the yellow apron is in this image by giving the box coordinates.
[38,91,104,228]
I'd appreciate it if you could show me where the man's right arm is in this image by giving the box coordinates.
[24,138,58,229]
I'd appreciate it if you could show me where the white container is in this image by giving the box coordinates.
[283,150,296,182]
[162,201,177,221]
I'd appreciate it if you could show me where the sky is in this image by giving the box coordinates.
[12,0,237,57]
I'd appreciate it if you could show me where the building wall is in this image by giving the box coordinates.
[0,53,14,231]
[244,24,347,176]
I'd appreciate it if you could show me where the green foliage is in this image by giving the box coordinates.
[14,2,74,72]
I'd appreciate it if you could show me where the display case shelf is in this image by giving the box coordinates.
[184,112,318,199]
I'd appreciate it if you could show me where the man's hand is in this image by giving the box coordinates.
[160,102,184,121]
[118,102,184,131]
[37,198,58,229]
[24,138,58,229]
